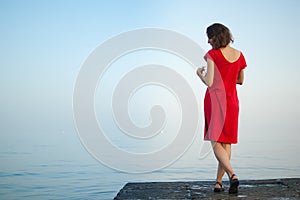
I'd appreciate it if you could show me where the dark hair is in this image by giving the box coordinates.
[206,23,234,49]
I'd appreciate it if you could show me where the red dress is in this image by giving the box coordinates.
[204,49,247,144]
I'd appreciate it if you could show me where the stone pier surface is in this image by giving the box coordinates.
[114,178,300,199]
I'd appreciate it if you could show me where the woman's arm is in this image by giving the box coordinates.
[197,58,214,87]
[236,69,244,85]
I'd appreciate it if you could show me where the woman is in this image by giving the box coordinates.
[197,23,247,194]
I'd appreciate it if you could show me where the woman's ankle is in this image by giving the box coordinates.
[216,179,223,183]
[229,173,238,180]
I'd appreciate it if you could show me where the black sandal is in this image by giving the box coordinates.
[214,181,225,192]
[229,174,239,194]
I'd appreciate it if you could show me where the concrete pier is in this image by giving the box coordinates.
[114,178,300,199]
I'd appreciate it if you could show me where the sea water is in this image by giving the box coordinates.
[0,129,299,200]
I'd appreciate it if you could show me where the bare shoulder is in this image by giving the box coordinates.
[221,46,241,63]
[230,47,241,56]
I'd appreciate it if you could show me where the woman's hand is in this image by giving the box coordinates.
[197,58,214,87]
[197,67,206,77]
[197,67,207,85]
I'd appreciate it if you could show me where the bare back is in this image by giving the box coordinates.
[220,46,241,63]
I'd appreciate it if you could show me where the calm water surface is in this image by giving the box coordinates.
[0,130,299,200]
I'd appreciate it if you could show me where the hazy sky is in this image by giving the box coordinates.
[1,0,300,169]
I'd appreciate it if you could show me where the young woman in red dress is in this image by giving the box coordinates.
[197,23,247,194]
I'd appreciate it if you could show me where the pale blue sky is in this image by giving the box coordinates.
[1,0,300,170]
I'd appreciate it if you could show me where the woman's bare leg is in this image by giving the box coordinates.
[211,141,237,180]
[215,143,232,187]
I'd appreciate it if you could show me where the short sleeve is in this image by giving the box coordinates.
[239,52,247,70]
[204,49,216,62]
